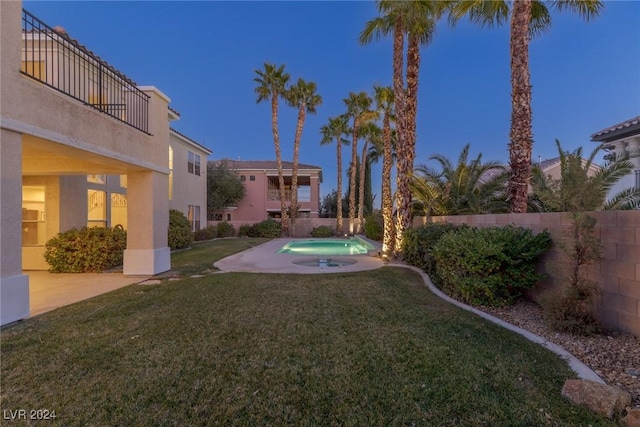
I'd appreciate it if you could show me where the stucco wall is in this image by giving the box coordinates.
[417,212,640,336]
[168,135,209,225]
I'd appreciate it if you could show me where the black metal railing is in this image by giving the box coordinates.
[21,9,149,134]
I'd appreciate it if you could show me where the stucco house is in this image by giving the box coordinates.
[0,3,208,325]
[209,159,322,223]
[591,115,640,199]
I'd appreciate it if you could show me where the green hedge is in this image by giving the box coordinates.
[238,224,252,237]
[194,225,217,241]
[311,225,333,238]
[402,223,461,276]
[247,219,281,238]
[364,214,383,241]
[432,225,552,306]
[44,226,127,273]
[169,209,193,251]
[216,221,236,238]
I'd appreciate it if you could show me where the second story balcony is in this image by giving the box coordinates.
[21,9,149,134]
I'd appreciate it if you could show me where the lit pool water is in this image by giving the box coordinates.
[277,237,374,256]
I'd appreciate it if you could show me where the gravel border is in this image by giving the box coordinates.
[394,264,640,408]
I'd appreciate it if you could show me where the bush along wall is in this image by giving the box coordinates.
[44,226,127,273]
[402,223,462,277]
[169,209,194,251]
[247,219,281,238]
[431,225,552,306]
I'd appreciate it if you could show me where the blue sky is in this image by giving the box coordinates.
[24,1,640,207]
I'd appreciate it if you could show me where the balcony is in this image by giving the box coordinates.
[21,9,149,134]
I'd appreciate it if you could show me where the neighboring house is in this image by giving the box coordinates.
[591,115,640,199]
[0,4,206,325]
[210,160,322,223]
[480,156,600,187]
[169,127,212,231]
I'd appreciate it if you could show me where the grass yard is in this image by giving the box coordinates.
[1,239,615,426]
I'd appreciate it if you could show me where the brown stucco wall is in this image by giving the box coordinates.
[416,212,640,336]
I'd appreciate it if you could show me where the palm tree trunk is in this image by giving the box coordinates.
[272,94,289,235]
[392,17,406,253]
[291,104,306,234]
[508,0,533,213]
[381,112,394,256]
[358,141,369,234]
[349,119,359,234]
[396,33,420,253]
[336,139,343,234]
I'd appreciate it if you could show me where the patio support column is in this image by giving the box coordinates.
[1,128,30,325]
[123,170,170,275]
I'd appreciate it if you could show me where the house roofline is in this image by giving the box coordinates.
[170,128,212,155]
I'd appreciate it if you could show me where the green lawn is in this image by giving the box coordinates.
[1,239,614,426]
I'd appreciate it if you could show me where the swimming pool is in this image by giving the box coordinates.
[277,237,374,256]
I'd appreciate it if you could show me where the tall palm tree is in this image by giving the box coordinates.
[361,0,448,253]
[320,115,350,233]
[343,91,375,234]
[254,63,290,235]
[448,0,604,213]
[412,143,509,216]
[285,78,322,231]
[529,139,640,212]
[357,121,382,233]
[372,85,396,256]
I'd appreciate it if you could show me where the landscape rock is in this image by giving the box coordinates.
[561,379,631,419]
[623,408,640,427]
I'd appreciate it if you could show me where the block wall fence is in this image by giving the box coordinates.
[415,211,639,336]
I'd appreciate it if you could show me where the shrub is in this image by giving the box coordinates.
[310,225,334,238]
[169,209,193,251]
[216,221,236,238]
[238,224,252,237]
[402,223,460,276]
[540,213,602,335]
[247,219,281,238]
[194,225,217,241]
[432,225,552,306]
[44,226,127,273]
[364,214,383,241]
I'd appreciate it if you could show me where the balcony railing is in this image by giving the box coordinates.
[21,9,149,134]
[268,189,292,201]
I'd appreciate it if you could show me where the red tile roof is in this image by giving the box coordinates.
[591,115,640,141]
[214,159,322,170]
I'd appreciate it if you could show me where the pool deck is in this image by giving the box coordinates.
[214,238,385,274]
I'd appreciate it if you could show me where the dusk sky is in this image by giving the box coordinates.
[23,1,640,207]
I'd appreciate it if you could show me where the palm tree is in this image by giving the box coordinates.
[529,140,640,212]
[372,85,396,256]
[343,91,376,234]
[412,143,509,216]
[285,78,322,231]
[448,0,604,213]
[357,121,382,233]
[320,115,350,233]
[254,63,290,235]
[361,0,448,253]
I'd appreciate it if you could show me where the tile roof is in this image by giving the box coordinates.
[591,115,640,141]
[214,159,322,170]
[169,128,211,154]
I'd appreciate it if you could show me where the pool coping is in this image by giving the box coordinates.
[214,238,385,274]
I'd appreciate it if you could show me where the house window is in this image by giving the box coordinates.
[87,190,107,227]
[188,151,201,176]
[119,175,127,189]
[249,175,255,181]
[87,174,105,184]
[226,213,231,221]
[169,146,174,200]
[22,186,46,246]
[298,185,311,202]
[187,205,201,231]
[240,175,246,182]
[110,193,127,229]
[213,213,223,221]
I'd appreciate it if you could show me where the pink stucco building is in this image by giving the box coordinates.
[210,160,322,223]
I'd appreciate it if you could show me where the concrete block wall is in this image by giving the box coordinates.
[418,211,639,336]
